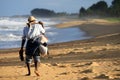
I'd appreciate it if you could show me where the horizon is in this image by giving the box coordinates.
[0,0,112,17]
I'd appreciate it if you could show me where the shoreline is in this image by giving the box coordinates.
[56,18,120,36]
[0,18,120,53]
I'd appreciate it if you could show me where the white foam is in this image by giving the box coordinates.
[44,21,58,26]
[47,32,57,36]
[0,33,21,41]
[0,19,25,26]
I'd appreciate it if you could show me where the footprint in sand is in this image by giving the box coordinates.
[72,71,78,74]
[71,63,83,67]
[80,62,92,67]
[94,74,109,79]
[114,69,120,71]
[59,65,67,68]
[51,63,59,66]
[80,77,91,80]
[71,62,92,67]
[84,62,92,65]
[116,74,120,76]
[59,72,70,75]
[51,63,68,68]
[80,69,92,73]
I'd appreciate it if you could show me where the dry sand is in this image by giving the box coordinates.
[0,18,120,80]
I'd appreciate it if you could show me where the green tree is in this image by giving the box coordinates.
[88,1,108,16]
[79,1,108,17]
[31,8,56,17]
[79,7,87,17]
[110,0,120,17]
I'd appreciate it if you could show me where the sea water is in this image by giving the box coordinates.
[0,17,90,49]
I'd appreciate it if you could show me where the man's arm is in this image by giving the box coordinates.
[19,38,26,61]
[20,38,26,50]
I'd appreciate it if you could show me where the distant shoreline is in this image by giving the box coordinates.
[0,18,120,53]
[56,18,120,37]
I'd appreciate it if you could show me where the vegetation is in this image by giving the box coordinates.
[31,8,69,17]
[30,0,120,18]
[109,0,120,17]
[79,0,120,18]
[31,8,56,17]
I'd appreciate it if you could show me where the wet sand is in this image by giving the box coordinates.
[0,18,120,80]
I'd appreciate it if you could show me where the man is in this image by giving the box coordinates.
[19,16,45,76]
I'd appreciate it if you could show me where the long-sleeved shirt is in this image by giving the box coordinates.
[23,23,45,39]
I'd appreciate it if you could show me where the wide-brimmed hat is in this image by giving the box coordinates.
[28,16,36,22]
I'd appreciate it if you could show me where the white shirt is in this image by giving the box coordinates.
[23,23,45,39]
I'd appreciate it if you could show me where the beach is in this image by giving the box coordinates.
[0,18,120,80]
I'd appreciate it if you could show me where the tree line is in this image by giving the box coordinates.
[31,8,68,17]
[79,0,120,17]
[30,0,120,17]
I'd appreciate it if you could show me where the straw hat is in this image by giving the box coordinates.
[28,16,36,22]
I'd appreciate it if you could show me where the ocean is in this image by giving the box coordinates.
[0,17,90,49]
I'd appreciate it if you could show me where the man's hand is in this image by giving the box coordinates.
[19,49,24,61]
[19,39,26,61]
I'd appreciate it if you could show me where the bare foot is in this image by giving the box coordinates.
[34,70,40,76]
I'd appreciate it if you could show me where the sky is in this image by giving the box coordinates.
[0,0,113,16]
